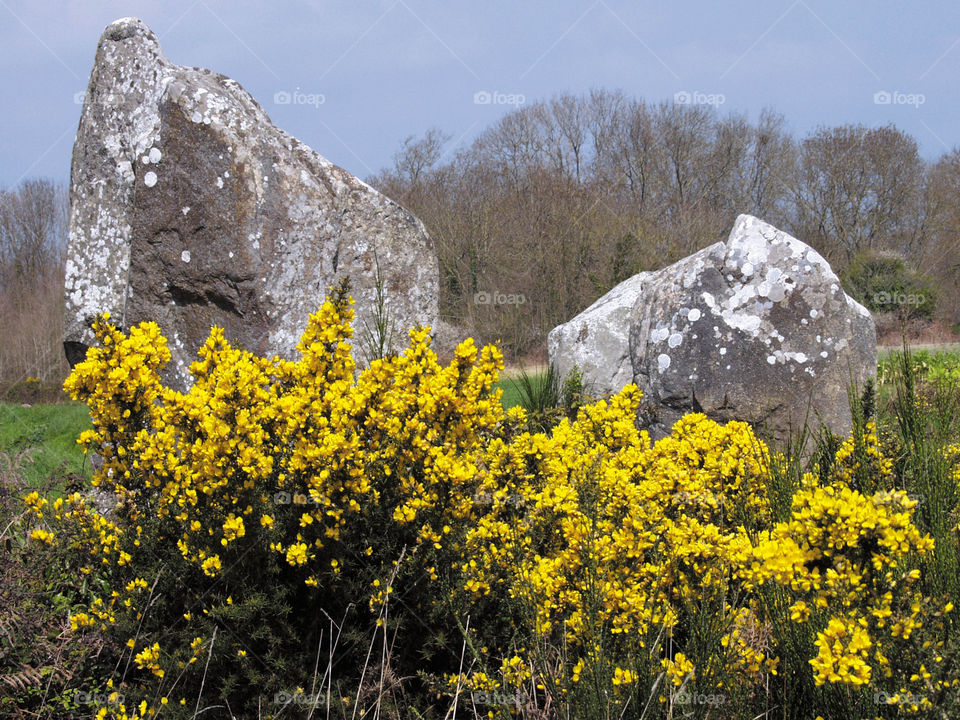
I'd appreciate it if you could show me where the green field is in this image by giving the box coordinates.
[494,377,526,409]
[0,401,92,489]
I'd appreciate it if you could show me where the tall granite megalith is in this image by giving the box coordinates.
[65,17,438,388]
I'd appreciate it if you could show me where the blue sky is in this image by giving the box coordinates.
[2,0,959,188]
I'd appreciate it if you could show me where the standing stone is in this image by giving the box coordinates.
[64,17,438,389]
[549,214,876,443]
[547,271,651,395]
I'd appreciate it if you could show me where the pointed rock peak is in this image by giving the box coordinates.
[728,214,785,248]
[94,17,168,74]
[103,17,156,43]
[549,213,876,445]
[730,213,766,233]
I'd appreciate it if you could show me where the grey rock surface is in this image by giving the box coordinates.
[65,17,438,389]
[547,271,651,395]
[550,214,876,442]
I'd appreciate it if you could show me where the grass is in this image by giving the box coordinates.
[495,378,526,409]
[0,401,91,489]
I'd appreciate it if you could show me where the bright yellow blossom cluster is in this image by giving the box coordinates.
[457,394,773,699]
[40,288,951,716]
[809,616,873,686]
[661,652,694,687]
[133,642,164,678]
[63,291,503,589]
[53,288,508,710]
[731,431,937,689]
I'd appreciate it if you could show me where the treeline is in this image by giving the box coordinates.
[369,89,960,359]
[4,91,960,391]
[0,178,68,393]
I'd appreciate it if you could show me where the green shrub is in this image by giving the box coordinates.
[842,249,937,319]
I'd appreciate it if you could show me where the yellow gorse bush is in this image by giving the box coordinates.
[62,292,504,587]
[457,395,781,700]
[23,286,951,718]
[733,427,937,689]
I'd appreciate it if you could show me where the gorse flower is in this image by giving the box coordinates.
[43,287,952,717]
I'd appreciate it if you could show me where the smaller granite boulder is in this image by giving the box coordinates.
[549,214,877,443]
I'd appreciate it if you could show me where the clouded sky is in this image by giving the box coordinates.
[2,0,958,188]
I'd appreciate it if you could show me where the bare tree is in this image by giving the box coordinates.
[789,124,924,263]
[0,179,68,284]
[0,178,70,389]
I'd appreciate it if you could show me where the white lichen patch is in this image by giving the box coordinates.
[181,250,191,263]
[657,353,671,373]
[144,171,157,187]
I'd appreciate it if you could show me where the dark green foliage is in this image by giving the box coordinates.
[841,249,937,319]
